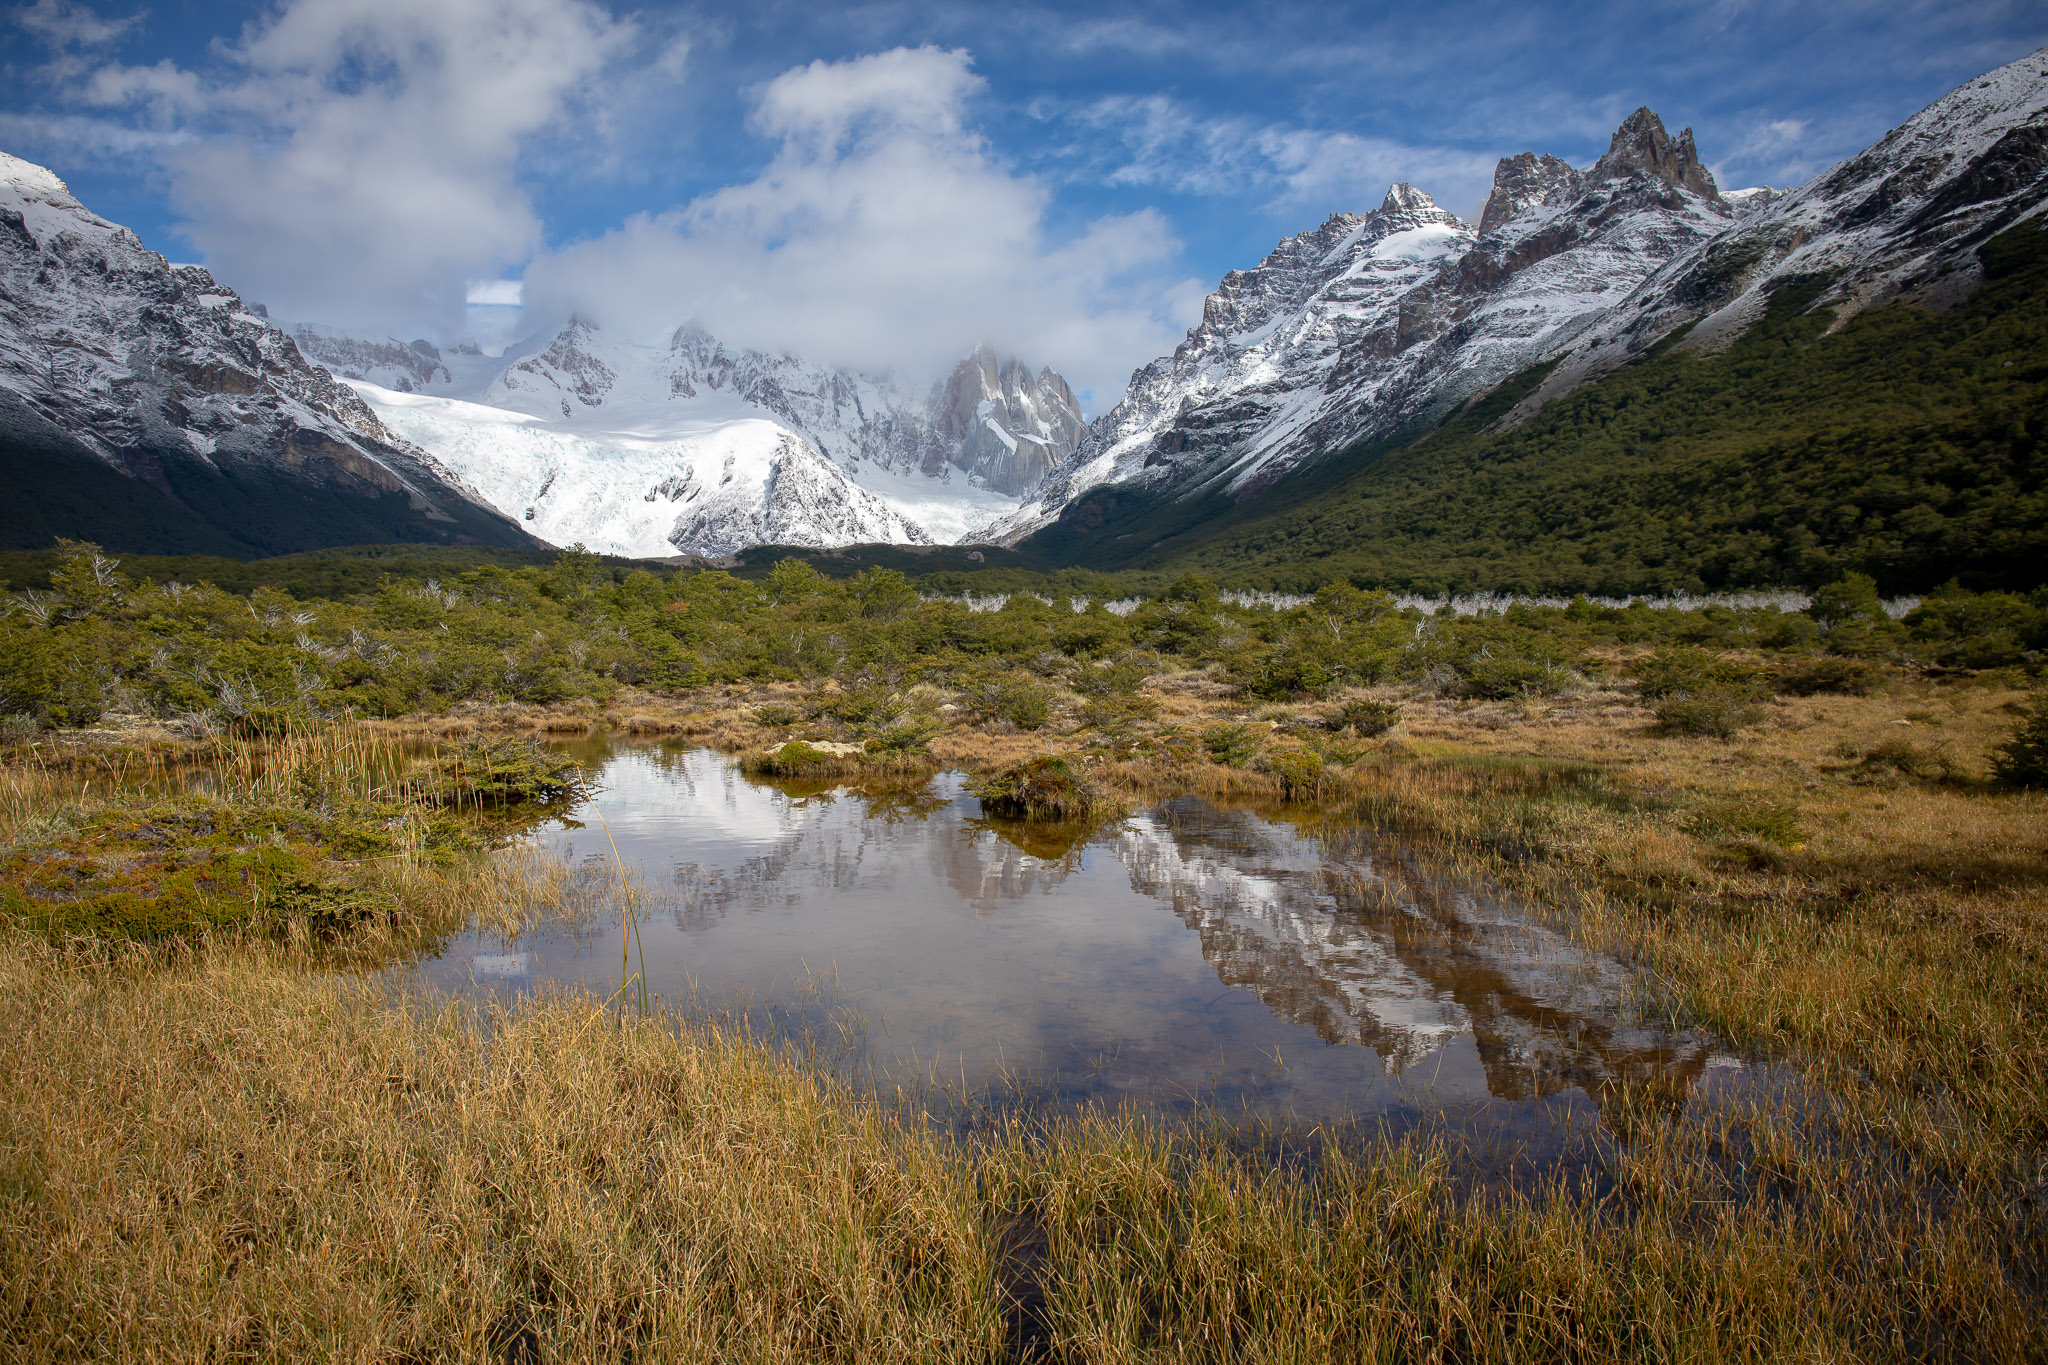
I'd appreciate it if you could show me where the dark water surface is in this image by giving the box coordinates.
[405,739,1746,1130]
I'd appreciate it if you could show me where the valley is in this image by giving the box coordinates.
[2,26,2045,1365]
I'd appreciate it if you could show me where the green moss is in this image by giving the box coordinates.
[0,801,412,943]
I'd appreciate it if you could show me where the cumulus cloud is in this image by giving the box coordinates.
[523,46,1199,403]
[62,0,632,335]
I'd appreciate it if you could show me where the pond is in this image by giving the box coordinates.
[404,738,1748,1135]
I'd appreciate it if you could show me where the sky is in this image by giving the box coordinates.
[2,0,2044,410]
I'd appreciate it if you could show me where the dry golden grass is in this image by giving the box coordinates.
[3,670,2045,1360]
[2,925,2040,1363]
[0,935,1003,1363]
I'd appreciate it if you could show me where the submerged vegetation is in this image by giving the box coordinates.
[2,539,2046,1359]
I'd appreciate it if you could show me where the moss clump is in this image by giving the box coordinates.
[0,800,418,943]
[418,739,590,807]
[743,740,862,778]
[970,755,1103,822]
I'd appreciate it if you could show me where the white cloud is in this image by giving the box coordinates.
[1063,94,1500,221]
[13,0,140,49]
[522,47,1198,404]
[63,0,631,335]
[465,279,524,306]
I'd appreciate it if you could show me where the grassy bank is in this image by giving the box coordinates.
[1,920,2040,1363]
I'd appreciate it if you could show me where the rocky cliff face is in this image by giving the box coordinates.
[0,150,533,555]
[290,327,451,393]
[340,317,1087,557]
[990,51,2047,548]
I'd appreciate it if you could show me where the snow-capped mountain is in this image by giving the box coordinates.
[332,319,1088,558]
[0,150,533,556]
[985,108,1738,542]
[990,49,2047,546]
[1518,45,2048,417]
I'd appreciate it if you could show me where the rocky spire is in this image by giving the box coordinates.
[1477,153,1580,235]
[1379,182,1439,214]
[1592,107,1721,199]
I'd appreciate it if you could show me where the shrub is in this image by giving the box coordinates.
[1851,738,1958,784]
[1654,688,1763,739]
[958,669,1052,731]
[1203,724,1263,768]
[1688,800,1805,849]
[1632,646,1763,701]
[1457,653,1577,700]
[971,755,1103,821]
[752,703,802,727]
[1266,750,1327,801]
[1331,697,1401,737]
[1991,694,2048,788]
[1773,658,1876,697]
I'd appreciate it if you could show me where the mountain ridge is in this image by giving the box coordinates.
[0,150,537,558]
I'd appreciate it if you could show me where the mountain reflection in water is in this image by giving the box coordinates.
[408,742,1739,1126]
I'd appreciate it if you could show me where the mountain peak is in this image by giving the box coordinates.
[0,150,72,201]
[1477,152,1581,235]
[1593,107,1720,199]
[1380,183,1438,214]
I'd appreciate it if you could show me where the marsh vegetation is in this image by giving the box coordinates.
[2,544,2045,1361]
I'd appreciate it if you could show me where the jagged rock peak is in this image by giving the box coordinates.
[1379,182,1439,214]
[1594,107,1720,199]
[1478,152,1581,235]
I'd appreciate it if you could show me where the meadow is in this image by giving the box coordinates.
[2,542,2046,1361]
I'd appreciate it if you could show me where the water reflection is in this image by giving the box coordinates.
[409,741,1739,1126]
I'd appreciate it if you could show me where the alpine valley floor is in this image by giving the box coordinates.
[3,550,2046,1362]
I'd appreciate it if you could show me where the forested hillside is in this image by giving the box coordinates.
[1021,218,2048,595]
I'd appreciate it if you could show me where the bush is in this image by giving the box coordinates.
[1265,750,1327,801]
[1633,646,1763,702]
[1457,653,1578,700]
[1203,724,1263,767]
[971,755,1103,821]
[1687,800,1805,849]
[1654,688,1763,739]
[958,669,1052,731]
[1991,694,2048,788]
[1773,658,1876,697]
[1331,697,1401,737]
[1849,738,1958,784]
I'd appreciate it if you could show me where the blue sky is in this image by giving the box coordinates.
[3,0,2044,406]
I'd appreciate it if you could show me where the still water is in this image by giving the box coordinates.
[407,739,1745,1128]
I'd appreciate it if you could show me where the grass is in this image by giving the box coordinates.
[1,927,2040,1361]
[1,668,2046,1360]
